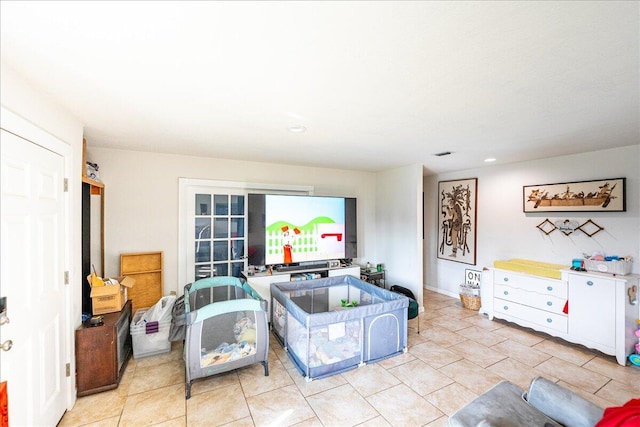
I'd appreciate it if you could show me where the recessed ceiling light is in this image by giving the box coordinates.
[484,158,497,162]
[287,125,307,133]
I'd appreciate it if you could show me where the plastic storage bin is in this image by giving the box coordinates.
[131,308,171,358]
[583,259,632,276]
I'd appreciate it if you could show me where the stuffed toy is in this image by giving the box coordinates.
[629,320,640,366]
[234,316,257,344]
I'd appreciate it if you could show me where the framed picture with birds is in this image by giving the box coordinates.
[523,178,626,213]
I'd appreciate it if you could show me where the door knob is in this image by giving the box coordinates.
[1,340,13,351]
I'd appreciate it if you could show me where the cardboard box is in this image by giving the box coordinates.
[89,275,136,315]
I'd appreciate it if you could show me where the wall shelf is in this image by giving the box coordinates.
[81,176,104,187]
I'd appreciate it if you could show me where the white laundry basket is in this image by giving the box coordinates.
[131,307,172,358]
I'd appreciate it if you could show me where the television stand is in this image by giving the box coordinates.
[276,263,328,273]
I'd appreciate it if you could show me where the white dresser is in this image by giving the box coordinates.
[482,268,639,365]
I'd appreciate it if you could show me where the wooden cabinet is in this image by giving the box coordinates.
[75,301,132,396]
[120,251,163,312]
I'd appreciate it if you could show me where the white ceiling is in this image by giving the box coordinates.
[1,1,638,174]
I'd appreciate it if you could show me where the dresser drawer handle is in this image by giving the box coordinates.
[504,291,509,295]
[547,286,553,291]
[504,306,509,311]
[503,277,509,282]
[587,281,594,286]
[546,318,553,323]
[546,301,552,306]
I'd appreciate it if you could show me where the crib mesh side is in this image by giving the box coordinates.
[272,298,286,344]
[189,286,247,311]
[287,311,362,379]
[199,310,259,368]
[365,309,407,362]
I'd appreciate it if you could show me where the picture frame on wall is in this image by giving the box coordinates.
[523,178,626,213]
[437,178,477,265]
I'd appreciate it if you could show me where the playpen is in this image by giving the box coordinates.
[183,276,269,398]
[271,275,408,380]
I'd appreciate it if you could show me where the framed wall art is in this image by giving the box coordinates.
[438,178,477,265]
[523,178,626,213]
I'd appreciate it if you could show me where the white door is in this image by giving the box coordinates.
[0,129,67,426]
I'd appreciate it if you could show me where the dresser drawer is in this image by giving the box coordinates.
[494,284,566,314]
[568,273,616,289]
[494,270,567,299]
[494,298,568,333]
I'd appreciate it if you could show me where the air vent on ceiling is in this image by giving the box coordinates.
[434,151,452,157]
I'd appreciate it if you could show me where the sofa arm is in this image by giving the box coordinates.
[449,380,561,427]
[525,376,604,427]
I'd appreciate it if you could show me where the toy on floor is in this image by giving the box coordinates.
[629,320,640,367]
[341,299,358,308]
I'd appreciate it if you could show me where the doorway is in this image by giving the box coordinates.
[0,115,71,426]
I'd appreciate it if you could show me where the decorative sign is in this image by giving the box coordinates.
[465,269,482,287]
[554,220,579,236]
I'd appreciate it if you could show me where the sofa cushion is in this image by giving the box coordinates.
[526,376,604,427]
[449,380,562,427]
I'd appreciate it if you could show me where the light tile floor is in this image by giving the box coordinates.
[59,290,640,427]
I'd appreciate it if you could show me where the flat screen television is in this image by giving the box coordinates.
[247,194,357,267]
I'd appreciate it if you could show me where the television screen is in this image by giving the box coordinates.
[247,194,357,266]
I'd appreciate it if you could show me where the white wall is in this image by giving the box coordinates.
[88,147,379,295]
[424,145,640,297]
[1,64,83,149]
[376,164,424,304]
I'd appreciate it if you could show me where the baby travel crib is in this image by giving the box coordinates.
[183,276,269,399]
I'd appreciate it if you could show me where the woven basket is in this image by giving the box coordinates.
[460,294,481,311]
